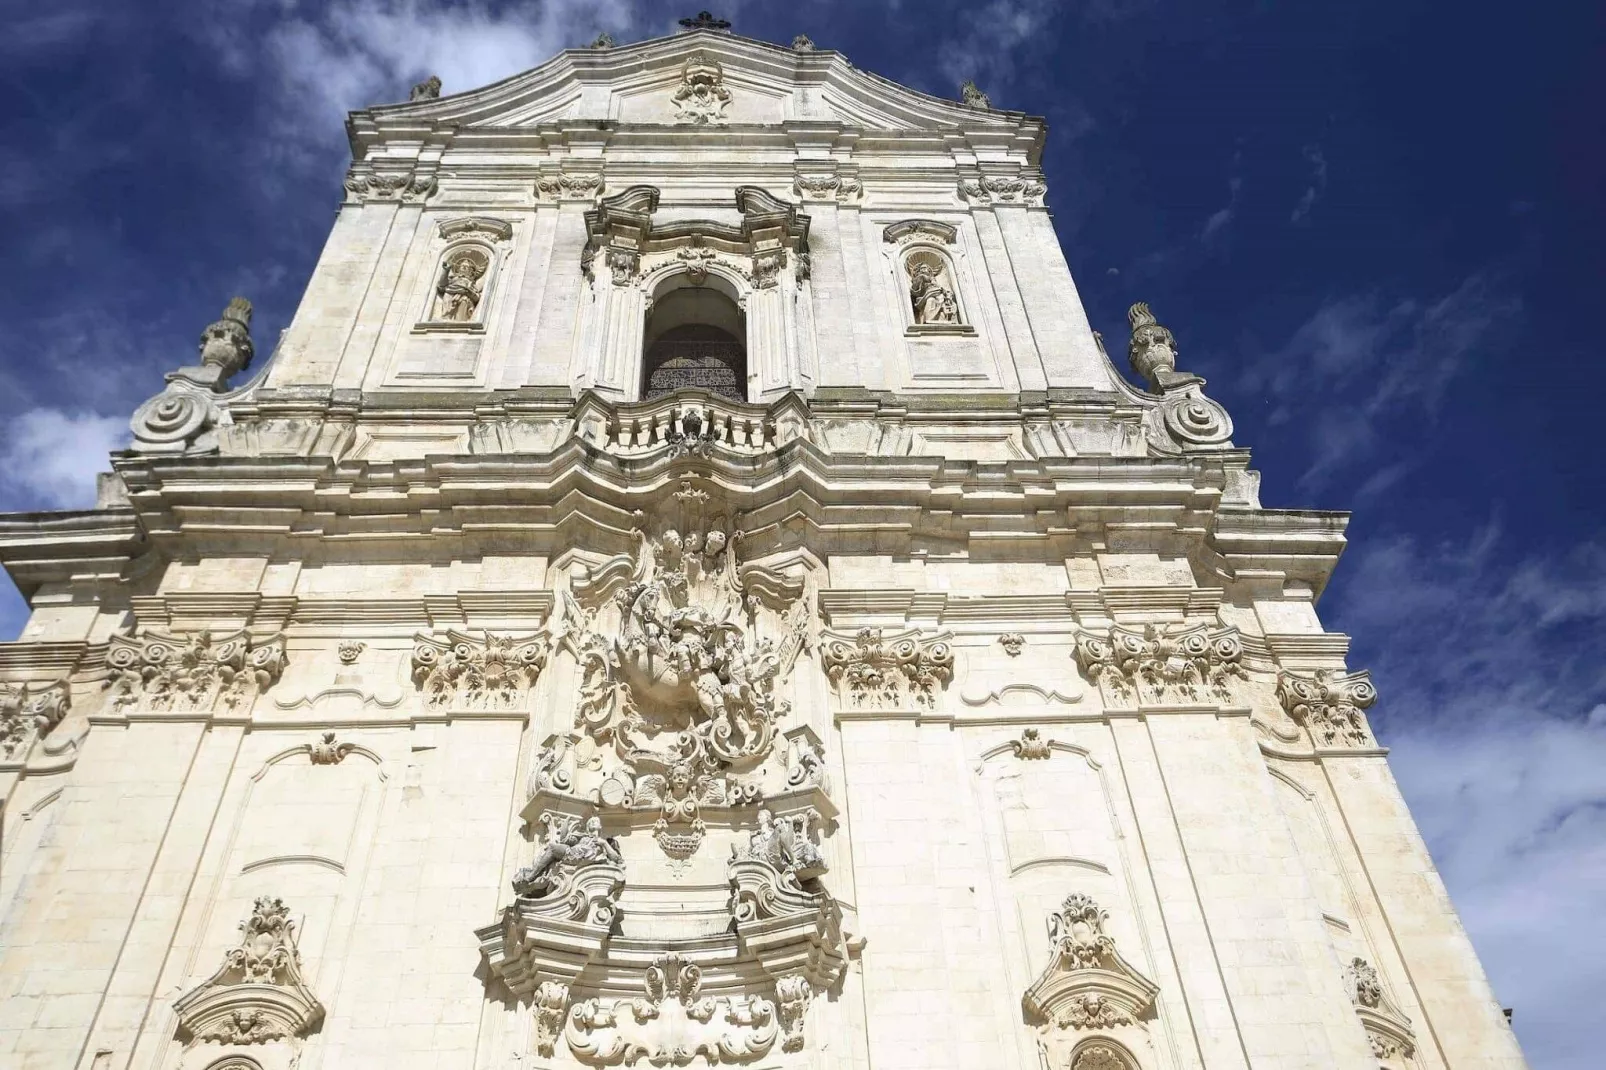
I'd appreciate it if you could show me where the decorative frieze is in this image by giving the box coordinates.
[0,681,68,761]
[411,630,549,711]
[106,628,286,713]
[173,896,324,1045]
[1074,623,1245,707]
[820,627,955,709]
[1277,669,1378,747]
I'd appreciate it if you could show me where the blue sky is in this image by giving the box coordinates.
[2,1,1602,1065]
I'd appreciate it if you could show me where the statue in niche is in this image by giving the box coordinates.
[431,247,489,322]
[512,815,622,897]
[907,255,960,325]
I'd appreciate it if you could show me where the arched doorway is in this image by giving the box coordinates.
[641,282,747,401]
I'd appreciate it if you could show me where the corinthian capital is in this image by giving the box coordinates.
[1276,669,1378,748]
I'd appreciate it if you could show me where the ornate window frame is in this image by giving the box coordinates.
[412,216,515,334]
[882,219,976,338]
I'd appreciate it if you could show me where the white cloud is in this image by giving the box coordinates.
[1290,143,1326,223]
[1240,271,1519,486]
[1327,527,1606,1069]
[0,408,127,510]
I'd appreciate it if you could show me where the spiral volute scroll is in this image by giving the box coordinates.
[130,386,219,452]
[1162,390,1233,447]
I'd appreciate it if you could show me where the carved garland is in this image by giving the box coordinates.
[106,629,286,713]
[819,627,955,709]
[1074,623,1245,707]
[1276,669,1378,747]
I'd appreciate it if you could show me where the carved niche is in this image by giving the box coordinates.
[1074,623,1245,707]
[411,630,550,712]
[1346,956,1417,1066]
[1023,894,1158,1069]
[883,220,970,333]
[173,896,324,1046]
[1277,669,1379,748]
[0,681,69,762]
[106,629,287,713]
[819,627,955,710]
[672,52,733,124]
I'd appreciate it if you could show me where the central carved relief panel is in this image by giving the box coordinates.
[478,476,844,1065]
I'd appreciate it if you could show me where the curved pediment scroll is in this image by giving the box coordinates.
[1024,894,1159,1068]
[173,897,324,1046]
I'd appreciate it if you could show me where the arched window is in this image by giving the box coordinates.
[641,282,747,401]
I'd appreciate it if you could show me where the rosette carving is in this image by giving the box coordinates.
[411,630,550,711]
[106,629,286,713]
[1074,623,1245,707]
[820,627,955,709]
[1276,669,1378,747]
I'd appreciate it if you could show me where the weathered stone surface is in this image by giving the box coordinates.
[0,21,1525,1070]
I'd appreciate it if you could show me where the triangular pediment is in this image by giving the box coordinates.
[351,30,1036,137]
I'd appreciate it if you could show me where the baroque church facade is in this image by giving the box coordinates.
[0,17,1526,1070]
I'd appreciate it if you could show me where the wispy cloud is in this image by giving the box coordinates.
[1290,143,1326,223]
[1327,526,1606,1070]
[1241,270,1520,488]
[0,408,126,510]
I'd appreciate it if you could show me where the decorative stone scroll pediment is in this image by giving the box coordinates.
[1074,622,1245,708]
[1346,956,1417,1065]
[1025,894,1158,1068]
[0,681,69,762]
[106,629,286,713]
[583,185,811,290]
[437,215,514,242]
[882,219,957,245]
[411,629,550,711]
[173,897,324,1045]
[1277,669,1378,748]
[820,627,954,710]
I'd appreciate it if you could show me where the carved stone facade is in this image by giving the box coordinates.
[0,19,1524,1070]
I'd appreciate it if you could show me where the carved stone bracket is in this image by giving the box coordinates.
[106,629,286,713]
[1277,669,1378,748]
[959,172,1047,207]
[820,627,954,710]
[536,169,606,204]
[1074,623,1245,707]
[411,629,550,711]
[173,896,325,1045]
[342,166,437,204]
[1024,894,1158,1067]
[0,681,69,762]
[1346,956,1417,1065]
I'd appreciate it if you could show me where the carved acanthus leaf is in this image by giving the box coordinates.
[1277,669,1378,747]
[411,630,549,711]
[173,897,324,1045]
[106,629,286,713]
[1074,623,1245,707]
[0,681,69,761]
[820,627,954,710]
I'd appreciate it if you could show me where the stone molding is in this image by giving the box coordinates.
[106,628,286,713]
[173,896,325,1045]
[1276,668,1378,748]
